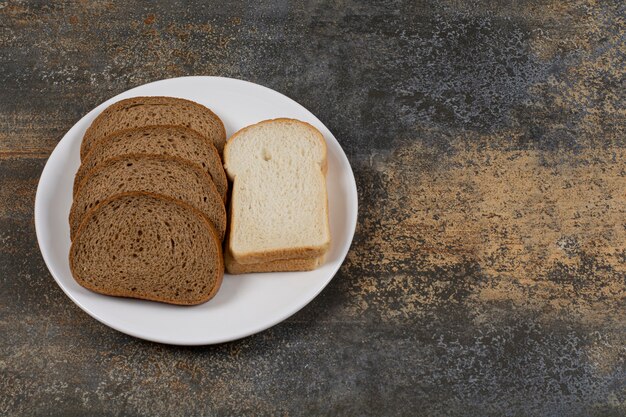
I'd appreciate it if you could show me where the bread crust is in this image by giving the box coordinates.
[224,118,331,265]
[69,191,224,305]
[80,96,226,159]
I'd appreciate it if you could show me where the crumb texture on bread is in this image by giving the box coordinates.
[224,118,330,264]
[76,126,227,201]
[69,193,224,305]
[81,96,226,159]
[70,155,226,241]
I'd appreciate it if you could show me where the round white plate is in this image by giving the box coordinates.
[35,76,357,345]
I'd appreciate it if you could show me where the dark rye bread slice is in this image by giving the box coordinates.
[74,126,227,201]
[69,193,224,305]
[70,155,226,241]
[81,96,226,159]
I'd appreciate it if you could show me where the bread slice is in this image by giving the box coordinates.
[81,96,226,159]
[69,192,223,305]
[74,125,227,201]
[223,118,330,264]
[70,155,226,241]
[225,250,324,274]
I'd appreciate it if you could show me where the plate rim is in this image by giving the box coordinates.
[34,75,358,345]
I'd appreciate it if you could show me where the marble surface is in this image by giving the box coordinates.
[1,1,624,415]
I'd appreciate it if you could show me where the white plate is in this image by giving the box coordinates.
[34,76,357,345]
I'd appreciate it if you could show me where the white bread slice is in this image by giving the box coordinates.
[225,249,324,274]
[223,118,330,264]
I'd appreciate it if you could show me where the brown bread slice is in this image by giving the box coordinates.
[74,126,227,201]
[70,155,226,241]
[225,249,324,274]
[69,193,223,305]
[81,96,226,159]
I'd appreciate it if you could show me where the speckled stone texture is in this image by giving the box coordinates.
[1,1,625,416]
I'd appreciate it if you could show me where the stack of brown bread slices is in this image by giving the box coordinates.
[69,97,227,305]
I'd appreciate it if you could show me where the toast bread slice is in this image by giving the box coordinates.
[225,250,324,274]
[223,118,330,265]
[69,192,224,305]
[70,155,226,241]
[80,96,226,159]
[76,125,227,201]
